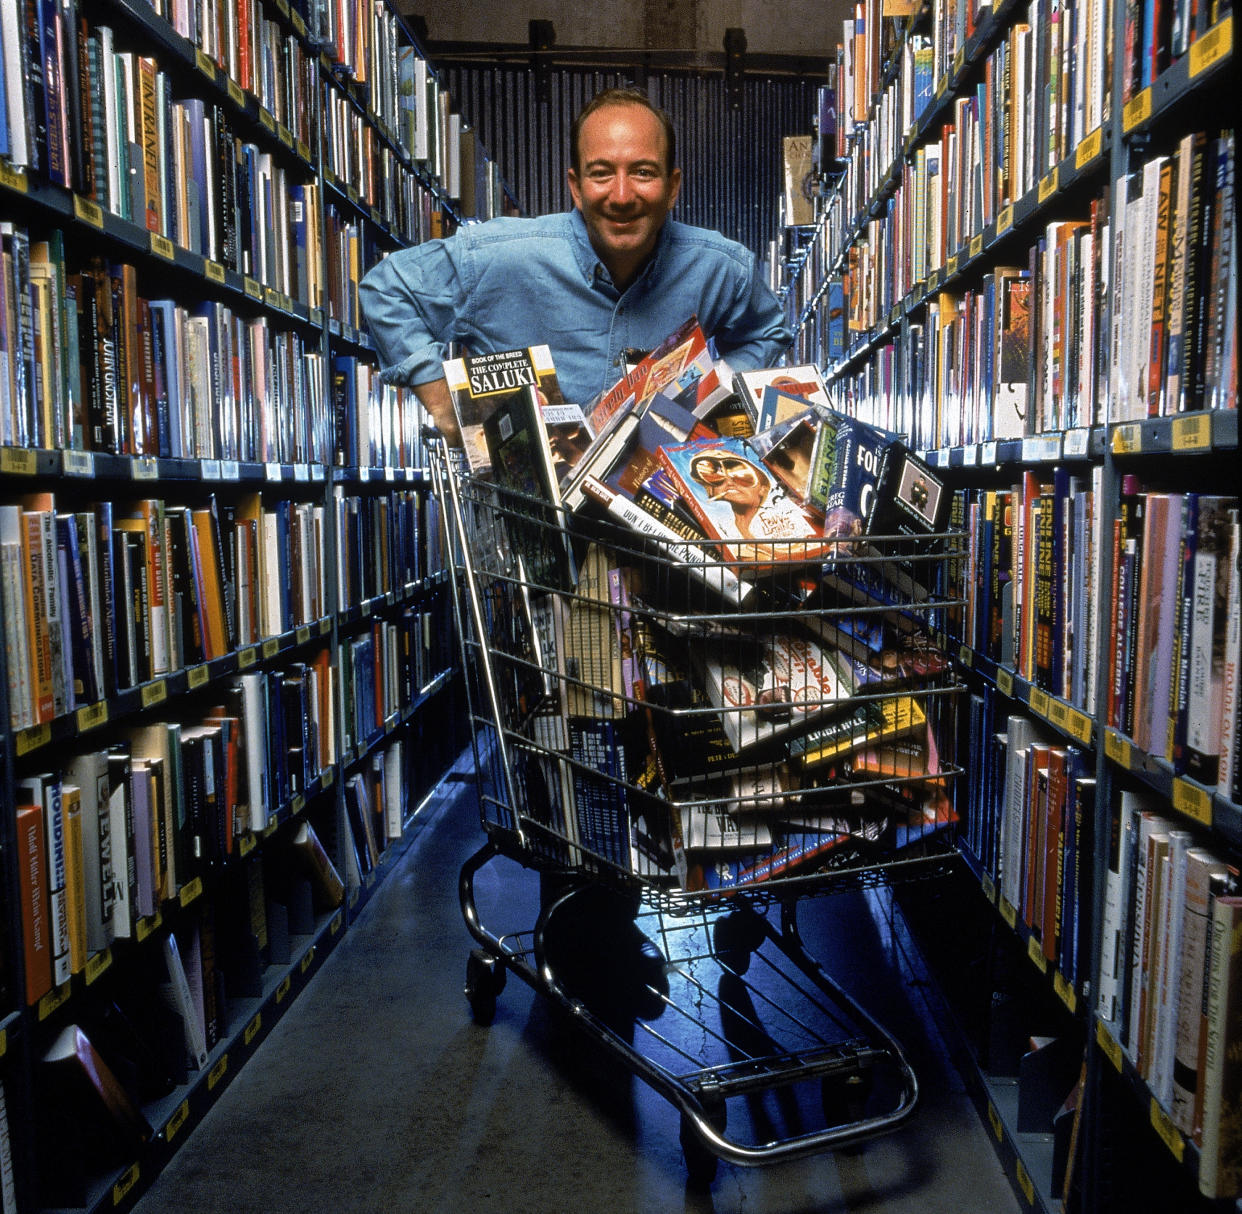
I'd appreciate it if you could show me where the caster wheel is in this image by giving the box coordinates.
[465,948,506,1025]
[822,1071,869,1153]
[712,906,767,974]
[681,1100,726,1187]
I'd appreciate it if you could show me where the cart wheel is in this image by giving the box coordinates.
[680,1101,726,1187]
[822,1071,869,1152]
[712,906,767,975]
[465,948,507,1025]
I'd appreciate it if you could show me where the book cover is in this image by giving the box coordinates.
[442,343,563,478]
[1199,894,1242,1198]
[732,363,830,422]
[789,694,927,769]
[657,434,830,567]
[696,629,856,754]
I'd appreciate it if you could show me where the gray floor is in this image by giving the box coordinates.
[133,753,1024,1214]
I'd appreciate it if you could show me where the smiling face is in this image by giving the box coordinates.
[567,101,681,291]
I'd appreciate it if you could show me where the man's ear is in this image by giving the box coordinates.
[668,166,682,208]
[567,168,582,211]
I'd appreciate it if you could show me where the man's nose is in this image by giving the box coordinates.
[610,172,635,203]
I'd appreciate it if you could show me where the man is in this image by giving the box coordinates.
[359,87,792,440]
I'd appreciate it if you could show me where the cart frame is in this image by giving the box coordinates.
[431,437,966,1180]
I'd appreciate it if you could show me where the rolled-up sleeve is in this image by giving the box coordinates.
[712,260,793,372]
[358,239,470,386]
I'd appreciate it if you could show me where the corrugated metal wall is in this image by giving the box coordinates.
[437,64,818,258]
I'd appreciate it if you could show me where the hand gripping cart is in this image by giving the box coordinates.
[430,440,965,1183]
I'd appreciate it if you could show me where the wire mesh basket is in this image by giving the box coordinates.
[433,442,967,912]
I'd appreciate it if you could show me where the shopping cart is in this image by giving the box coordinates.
[430,438,967,1182]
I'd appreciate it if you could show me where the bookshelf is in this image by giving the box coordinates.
[788,0,1236,1209]
[0,0,493,1207]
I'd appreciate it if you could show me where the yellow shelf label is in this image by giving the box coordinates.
[981,873,997,904]
[304,942,320,969]
[1027,933,1048,972]
[997,204,1014,234]
[988,1101,1003,1140]
[1097,1019,1124,1071]
[958,643,973,667]
[1105,729,1133,768]
[179,875,203,907]
[244,1012,262,1045]
[1053,970,1078,1013]
[1150,1098,1185,1161]
[244,276,263,300]
[238,646,257,669]
[150,232,175,261]
[208,1054,229,1090]
[947,254,959,278]
[1123,87,1153,132]
[1076,127,1103,169]
[297,139,311,162]
[1029,687,1051,718]
[262,637,280,658]
[73,194,105,228]
[76,700,109,732]
[296,625,312,644]
[0,162,28,192]
[265,286,280,309]
[85,947,113,984]
[954,48,965,76]
[112,1164,141,1205]
[166,1100,190,1143]
[936,74,949,98]
[330,910,344,935]
[1172,778,1213,826]
[970,233,984,258]
[187,663,210,689]
[239,833,256,857]
[278,124,294,148]
[999,897,1018,928]
[1,445,37,475]
[1190,16,1232,77]
[1112,423,1142,453]
[141,679,168,708]
[1066,706,1093,746]
[1015,1157,1035,1204]
[0,1029,6,1058]
[264,814,279,836]
[205,259,226,284]
[1171,413,1211,451]
[291,793,306,814]
[227,79,245,107]
[195,49,216,80]
[322,767,335,787]
[17,722,51,756]
[276,974,292,1003]
[320,617,332,635]
[136,910,163,941]
[1038,167,1059,202]
[63,448,94,476]
[38,982,72,1020]
[292,8,306,35]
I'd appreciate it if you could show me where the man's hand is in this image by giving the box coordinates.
[414,378,462,447]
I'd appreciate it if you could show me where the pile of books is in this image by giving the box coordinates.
[451,316,960,892]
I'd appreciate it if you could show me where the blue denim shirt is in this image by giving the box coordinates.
[358,208,792,406]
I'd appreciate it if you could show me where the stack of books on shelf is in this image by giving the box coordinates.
[449,319,961,892]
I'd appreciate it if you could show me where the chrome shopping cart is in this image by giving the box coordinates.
[430,437,967,1183]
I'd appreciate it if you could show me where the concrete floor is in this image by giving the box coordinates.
[132,753,1024,1214]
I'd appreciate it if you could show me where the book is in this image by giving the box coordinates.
[289,820,345,911]
[442,344,564,478]
[16,799,52,1005]
[695,629,856,754]
[576,474,754,608]
[657,434,831,567]
[732,363,830,422]
[788,694,927,769]
[1199,894,1242,1198]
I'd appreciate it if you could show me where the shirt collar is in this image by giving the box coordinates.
[565,207,673,291]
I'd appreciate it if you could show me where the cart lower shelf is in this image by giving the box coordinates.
[459,841,922,1183]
